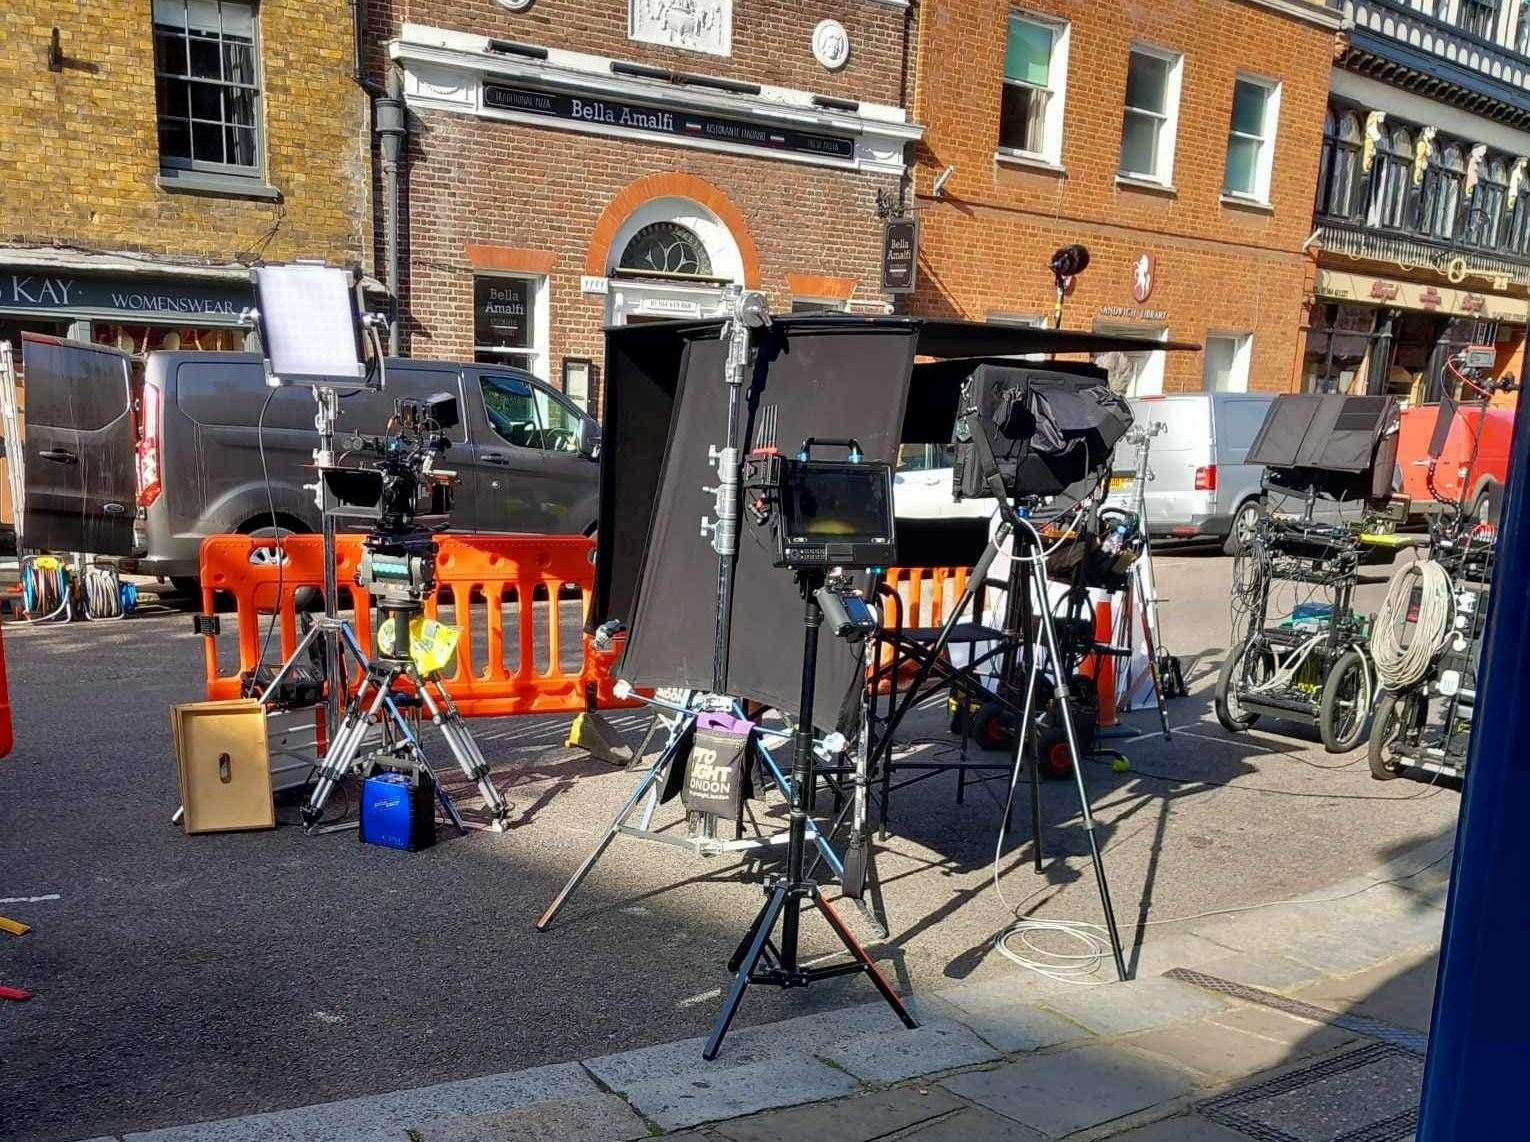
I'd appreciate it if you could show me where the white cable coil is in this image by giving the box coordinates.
[1371,559,1454,691]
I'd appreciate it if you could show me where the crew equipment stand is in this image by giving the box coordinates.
[704,569,917,1060]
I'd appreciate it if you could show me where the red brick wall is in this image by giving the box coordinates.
[909,0,1337,392]
[398,107,900,408]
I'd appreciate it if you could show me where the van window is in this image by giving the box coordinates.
[532,386,583,453]
[480,374,542,449]
[1215,399,1272,451]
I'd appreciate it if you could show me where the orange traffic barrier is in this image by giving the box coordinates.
[873,566,973,694]
[200,534,633,718]
[1082,597,1119,728]
[0,619,11,758]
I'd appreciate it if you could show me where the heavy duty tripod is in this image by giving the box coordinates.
[704,569,918,1060]
[262,594,513,833]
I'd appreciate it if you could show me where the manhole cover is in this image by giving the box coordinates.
[1199,1043,1422,1142]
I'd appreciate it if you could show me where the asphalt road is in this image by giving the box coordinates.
[0,547,1458,1141]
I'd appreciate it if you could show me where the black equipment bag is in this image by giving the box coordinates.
[946,361,1132,500]
[677,715,757,822]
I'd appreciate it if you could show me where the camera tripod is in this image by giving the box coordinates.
[296,597,512,831]
[704,568,917,1059]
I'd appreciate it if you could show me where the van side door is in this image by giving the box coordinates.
[463,368,552,533]
[526,379,600,535]
[19,335,137,554]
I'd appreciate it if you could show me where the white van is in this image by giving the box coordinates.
[1106,393,1276,554]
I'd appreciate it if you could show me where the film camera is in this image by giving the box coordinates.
[325,391,459,610]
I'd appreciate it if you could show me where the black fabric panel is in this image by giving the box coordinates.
[594,320,726,630]
[619,320,918,726]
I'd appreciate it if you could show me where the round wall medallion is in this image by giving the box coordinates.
[812,19,850,70]
[496,0,535,11]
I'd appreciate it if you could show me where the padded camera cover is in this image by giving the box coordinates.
[926,360,1130,500]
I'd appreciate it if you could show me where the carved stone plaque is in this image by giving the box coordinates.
[629,0,732,57]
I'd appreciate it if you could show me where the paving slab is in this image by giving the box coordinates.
[584,1001,907,1091]
[897,1106,1047,1141]
[819,1020,1000,1084]
[620,1054,860,1133]
[1123,1016,1337,1080]
[1037,977,1227,1036]
[938,1044,1200,1138]
[1206,1005,1358,1057]
[1124,933,1236,978]
[414,1092,650,1142]
[935,988,1089,1054]
[1189,950,1326,993]
[710,1086,965,1142]
[1291,952,1438,1034]
[122,1063,595,1142]
[1100,1113,1255,1141]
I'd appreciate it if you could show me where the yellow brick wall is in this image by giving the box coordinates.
[0,0,369,268]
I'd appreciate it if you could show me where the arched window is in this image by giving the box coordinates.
[618,221,714,277]
[1470,158,1509,249]
[1422,143,1465,240]
[1367,126,1413,230]
[1318,110,1364,220]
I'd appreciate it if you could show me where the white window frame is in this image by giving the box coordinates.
[472,272,551,383]
[1093,323,1168,397]
[1119,44,1183,187]
[1203,331,1253,393]
[996,12,1070,169]
[1223,74,1281,205]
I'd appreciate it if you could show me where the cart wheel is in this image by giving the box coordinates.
[1214,636,1275,732]
[1367,689,1420,780]
[1318,649,1371,754]
[975,702,1013,751]
[1036,727,1074,779]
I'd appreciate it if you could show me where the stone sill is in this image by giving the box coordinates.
[157,169,282,202]
[994,149,1066,177]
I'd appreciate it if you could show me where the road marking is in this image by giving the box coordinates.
[0,893,61,905]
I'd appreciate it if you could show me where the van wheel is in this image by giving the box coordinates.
[241,521,322,612]
[1471,482,1501,527]
[1223,499,1262,556]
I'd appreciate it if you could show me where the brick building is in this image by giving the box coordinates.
[906,0,1341,395]
[368,2,921,411]
[1304,1,1530,404]
[0,1,371,359]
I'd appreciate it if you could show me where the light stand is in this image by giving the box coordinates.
[701,286,770,692]
[703,568,917,1060]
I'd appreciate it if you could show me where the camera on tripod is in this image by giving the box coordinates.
[325,392,460,607]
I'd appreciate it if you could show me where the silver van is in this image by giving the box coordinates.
[1106,392,1276,554]
[18,336,600,588]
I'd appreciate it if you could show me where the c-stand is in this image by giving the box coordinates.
[704,569,917,1059]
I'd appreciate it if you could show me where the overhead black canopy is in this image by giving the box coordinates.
[605,313,1200,359]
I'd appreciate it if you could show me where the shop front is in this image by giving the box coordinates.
[1304,269,1527,404]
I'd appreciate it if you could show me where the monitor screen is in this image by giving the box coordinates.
[782,461,894,542]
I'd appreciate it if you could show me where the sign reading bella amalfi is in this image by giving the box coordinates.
[482,83,855,162]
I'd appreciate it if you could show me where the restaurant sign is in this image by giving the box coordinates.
[482,83,857,163]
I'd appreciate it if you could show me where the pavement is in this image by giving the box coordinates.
[0,546,1459,1141]
[68,828,1452,1141]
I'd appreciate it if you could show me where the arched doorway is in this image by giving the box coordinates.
[606,195,745,325]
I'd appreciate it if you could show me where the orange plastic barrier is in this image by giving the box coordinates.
[0,620,12,758]
[874,566,973,693]
[1083,598,1119,728]
[200,534,632,718]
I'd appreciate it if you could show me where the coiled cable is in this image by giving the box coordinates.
[19,555,70,622]
[1371,558,1454,690]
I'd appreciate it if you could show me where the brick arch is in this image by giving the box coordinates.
[585,173,762,287]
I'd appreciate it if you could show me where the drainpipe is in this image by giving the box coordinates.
[374,71,407,356]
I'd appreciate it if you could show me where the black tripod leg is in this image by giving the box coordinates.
[705,883,789,1060]
[727,888,779,973]
[1029,740,1045,873]
[812,889,917,1029]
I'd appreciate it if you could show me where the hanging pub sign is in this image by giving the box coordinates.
[474,276,531,349]
[482,83,856,163]
[882,217,919,294]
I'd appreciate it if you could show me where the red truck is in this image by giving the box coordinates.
[1396,403,1514,521]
